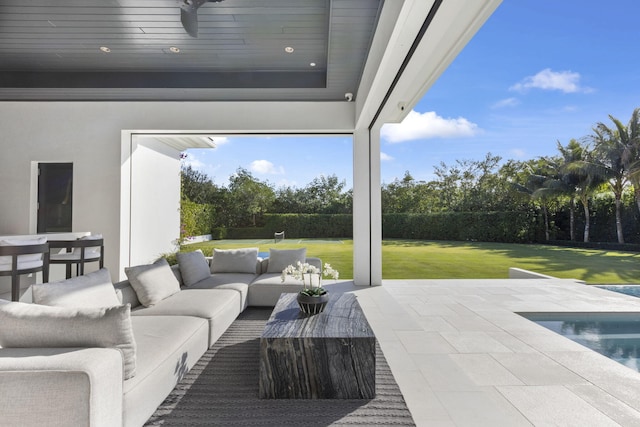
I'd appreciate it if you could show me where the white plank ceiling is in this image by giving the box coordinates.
[0,0,382,101]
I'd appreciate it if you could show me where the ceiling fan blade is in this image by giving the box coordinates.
[180,0,224,38]
[180,6,199,38]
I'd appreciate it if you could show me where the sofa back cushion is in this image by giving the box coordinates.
[32,268,120,308]
[266,248,307,273]
[177,250,211,286]
[114,280,141,308]
[0,302,137,379]
[211,247,259,274]
[125,258,180,307]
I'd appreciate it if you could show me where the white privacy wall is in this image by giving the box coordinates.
[0,101,354,281]
[128,136,181,266]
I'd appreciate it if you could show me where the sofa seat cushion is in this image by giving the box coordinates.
[123,315,208,427]
[187,273,255,310]
[247,273,305,307]
[131,289,241,347]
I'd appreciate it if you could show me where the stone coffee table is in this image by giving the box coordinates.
[259,292,376,399]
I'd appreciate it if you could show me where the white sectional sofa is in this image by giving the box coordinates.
[0,247,322,427]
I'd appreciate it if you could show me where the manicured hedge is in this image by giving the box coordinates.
[180,200,216,240]
[382,211,540,243]
[207,212,543,243]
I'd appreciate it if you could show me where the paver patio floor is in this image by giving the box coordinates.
[327,278,640,426]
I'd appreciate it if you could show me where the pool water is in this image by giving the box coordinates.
[597,285,640,298]
[521,312,640,372]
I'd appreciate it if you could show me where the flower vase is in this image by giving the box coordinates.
[297,292,329,315]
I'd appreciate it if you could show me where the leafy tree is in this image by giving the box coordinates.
[227,168,275,226]
[181,164,214,204]
[301,174,351,214]
[433,153,512,212]
[272,186,306,214]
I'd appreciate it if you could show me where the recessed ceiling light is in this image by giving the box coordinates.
[99,46,111,53]
[284,46,294,53]
[310,62,316,67]
[169,46,180,53]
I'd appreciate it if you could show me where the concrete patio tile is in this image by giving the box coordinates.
[548,351,640,410]
[441,331,512,354]
[509,330,593,352]
[396,330,457,354]
[360,305,423,332]
[449,354,523,386]
[379,279,640,424]
[408,303,458,316]
[437,388,533,427]
[377,340,420,371]
[367,325,401,343]
[391,369,454,425]
[440,314,503,332]
[497,385,619,426]
[567,384,640,427]
[485,331,537,353]
[443,303,477,316]
[416,294,456,304]
[412,354,478,391]
[474,311,540,330]
[491,352,588,386]
[415,316,458,333]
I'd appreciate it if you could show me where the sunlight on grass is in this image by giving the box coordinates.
[182,239,640,284]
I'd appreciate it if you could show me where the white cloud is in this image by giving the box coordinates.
[181,152,205,170]
[250,159,284,175]
[509,68,591,93]
[491,97,520,109]
[510,148,526,159]
[381,110,480,143]
[380,152,394,161]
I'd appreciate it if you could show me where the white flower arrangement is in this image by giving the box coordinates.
[281,261,339,296]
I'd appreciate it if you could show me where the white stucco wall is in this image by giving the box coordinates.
[129,136,181,266]
[0,101,355,281]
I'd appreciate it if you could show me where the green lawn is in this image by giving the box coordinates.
[181,239,640,284]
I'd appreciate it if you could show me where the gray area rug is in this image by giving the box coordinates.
[146,308,415,426]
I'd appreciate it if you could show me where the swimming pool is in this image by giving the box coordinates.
[521,312,640,372]
[597,285,640,298]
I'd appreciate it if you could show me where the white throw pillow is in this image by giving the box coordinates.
[266,248,307,273]
[32,268,119,308]
[211,247,259,274]
[177,250,211,287]
[0,302,137,379]
[125,258,180,307]
[0,236,47,265]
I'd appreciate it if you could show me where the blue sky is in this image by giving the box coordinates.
[185,0,640,189]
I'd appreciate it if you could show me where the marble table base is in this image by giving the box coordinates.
[259,293,376,399]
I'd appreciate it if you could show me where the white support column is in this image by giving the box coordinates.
[352,126,382,286]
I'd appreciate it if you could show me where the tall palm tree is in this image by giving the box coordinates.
[596,108,640,214]
[541,140,603,243]
[588,124,628,243]
[515,158,558,241]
